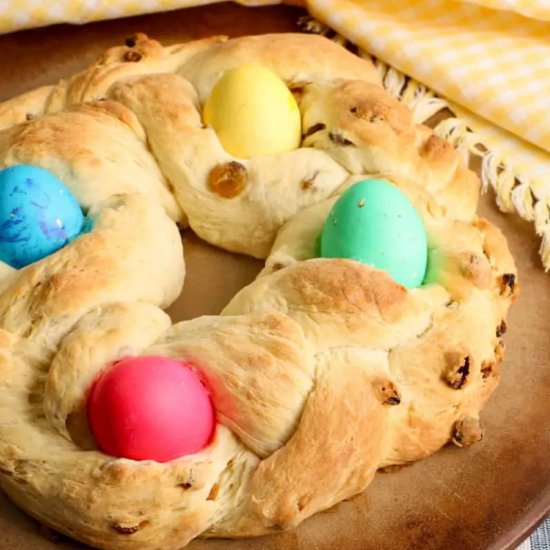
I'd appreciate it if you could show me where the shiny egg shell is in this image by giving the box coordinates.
[203,64,301,158]
[320,178,428,288]
[0,165,85,269]
[88,356,215,462]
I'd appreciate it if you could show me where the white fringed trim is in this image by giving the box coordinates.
[368,55,449,124]
[299,16,550,271]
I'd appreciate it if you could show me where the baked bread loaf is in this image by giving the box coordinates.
[0,33,517,550]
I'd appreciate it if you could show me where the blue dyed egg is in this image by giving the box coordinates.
[320,178,428,289]
[0,165,85,269]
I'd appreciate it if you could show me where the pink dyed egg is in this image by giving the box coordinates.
[88,355,215,462]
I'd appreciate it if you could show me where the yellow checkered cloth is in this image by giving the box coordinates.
[311,0,550,153]
[2,0,550,269]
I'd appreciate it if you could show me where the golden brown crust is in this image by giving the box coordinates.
[0,101,183,222]
[211,350,387,535]
[0,194,185,398]
[0,33,517,550]
[0,85,55,131]
[105,71,349,257]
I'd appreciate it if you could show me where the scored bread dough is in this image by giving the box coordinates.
[0,33,517,550]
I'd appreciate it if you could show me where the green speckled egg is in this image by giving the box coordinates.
[320,178,427,288]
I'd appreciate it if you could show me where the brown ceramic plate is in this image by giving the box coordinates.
[0,3,549,549]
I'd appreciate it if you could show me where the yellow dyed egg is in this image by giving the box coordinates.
[203,64,301,158]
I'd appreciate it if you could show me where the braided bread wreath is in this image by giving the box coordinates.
[0,33,518,550]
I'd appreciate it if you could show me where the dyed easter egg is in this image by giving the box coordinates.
[0,165,85,269]
[320,178,428,289]
[88,356,215,462]
[203,64,301,158]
